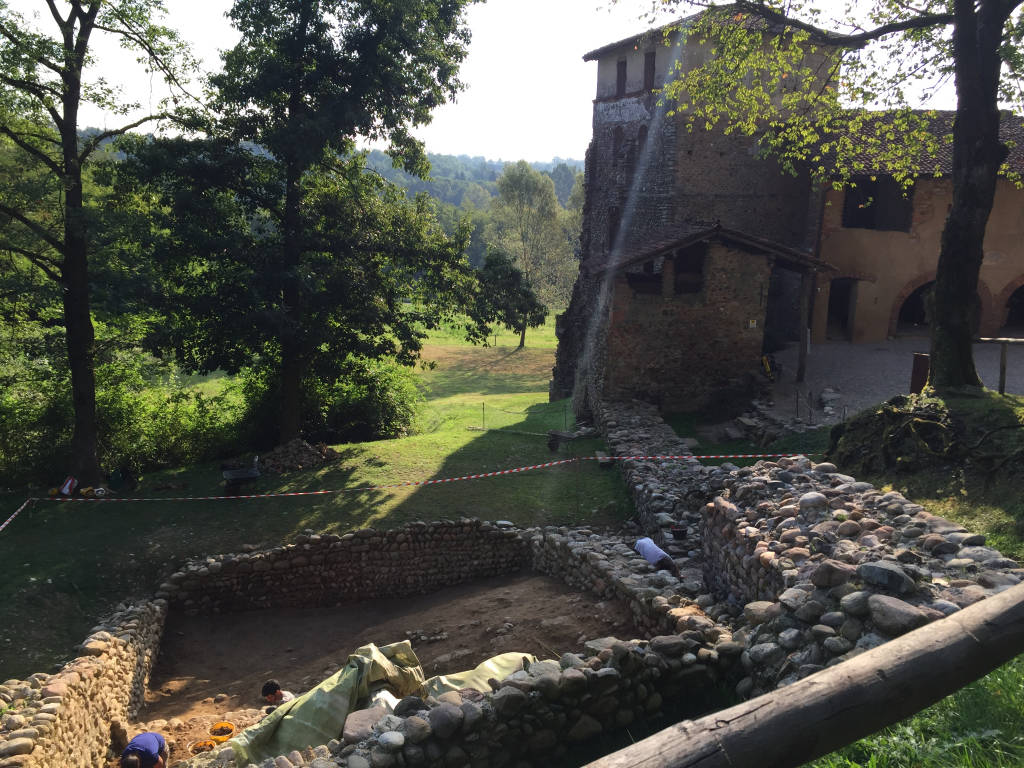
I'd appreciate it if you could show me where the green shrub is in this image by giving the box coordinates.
[241,355,423,446]
[0,321,245,484]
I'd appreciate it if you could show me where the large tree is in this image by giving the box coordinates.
[646,0,1023,389]
[206,0,477,442]
[0,0,194,482]
[116,139,482,443]
[489,160,575,343]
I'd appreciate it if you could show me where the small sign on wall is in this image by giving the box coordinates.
[747,319,759,329]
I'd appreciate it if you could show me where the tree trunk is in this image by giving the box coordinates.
[585,580,1024,768]
[278,158,305,444]
[278,349,304,444]
[61,42,101,485]
[518,325,527,348]
[928,1,1009,389]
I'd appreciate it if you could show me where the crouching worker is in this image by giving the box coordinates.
[634,536,681,577]
[121,731,168,768]
[261,679,295,714]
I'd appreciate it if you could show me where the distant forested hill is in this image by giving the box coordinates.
[364,150,583,208]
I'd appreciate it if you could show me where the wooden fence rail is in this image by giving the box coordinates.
[584,580,1024,768]
[977,337,1024,395]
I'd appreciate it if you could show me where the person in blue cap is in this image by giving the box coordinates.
[120,731,168,768]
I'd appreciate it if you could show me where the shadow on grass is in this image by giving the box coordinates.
[0,457,387,680]
[386,400,635,531]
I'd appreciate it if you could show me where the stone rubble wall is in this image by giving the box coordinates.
[157,520,529,613]
[593,399,1024,700]
[5,398,1024,768]
[0,600,166,768]
[184,631,735,768]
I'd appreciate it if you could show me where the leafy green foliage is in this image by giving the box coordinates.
[0,316,244,484]
[241,355,424,445]
[490,160,578,312]
[475,248,548,344]
[0,0,197,480]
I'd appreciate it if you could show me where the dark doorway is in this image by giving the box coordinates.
[897,281,933,335]
[1002,285,1024,335]
[826,278,857,340]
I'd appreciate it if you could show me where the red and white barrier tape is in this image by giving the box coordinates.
[0,453,817,531]
[0,497,34,534]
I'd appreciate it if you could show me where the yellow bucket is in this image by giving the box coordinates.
[209,721,236,743]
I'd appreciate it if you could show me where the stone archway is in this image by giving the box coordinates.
[889,273,935,337]
[995,274,1024,331]
[889,273,994,337]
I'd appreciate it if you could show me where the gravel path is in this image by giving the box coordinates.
[764,337,1024,426]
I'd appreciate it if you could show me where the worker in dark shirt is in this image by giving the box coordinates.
[121,732,168,768]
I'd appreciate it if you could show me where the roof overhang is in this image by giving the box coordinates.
[598,225,836,276]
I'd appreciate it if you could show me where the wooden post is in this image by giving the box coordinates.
[584,581,1024,768]
[796,271,813,383]
[1000,341,1008,395]
[910,353,930,394]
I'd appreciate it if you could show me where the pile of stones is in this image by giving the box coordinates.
[260,440,341,474]
[698,455,1022,696]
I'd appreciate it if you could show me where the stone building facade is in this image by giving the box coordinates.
[813,168,1024,343]
[552,19,828,415]
[553,21,1024,415]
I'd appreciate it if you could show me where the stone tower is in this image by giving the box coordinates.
[551,17,823,415]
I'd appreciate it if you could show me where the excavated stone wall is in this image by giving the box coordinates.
[3,400,1022,768]
[156,520,529,613]
[0,601,165,768]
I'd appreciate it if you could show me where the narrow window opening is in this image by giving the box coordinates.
[643,51,656,90]
[627,260,661,294]
[638,125,649,154]
[674,243,706,294]
[608,206,620,247]
[613,126,624,158]
[616,60,627,97]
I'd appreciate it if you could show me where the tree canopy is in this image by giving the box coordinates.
[645,0,1024,388]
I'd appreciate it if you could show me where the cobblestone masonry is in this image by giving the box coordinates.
[2,403,1022,767]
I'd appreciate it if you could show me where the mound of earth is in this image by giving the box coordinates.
[829,390,1023,478]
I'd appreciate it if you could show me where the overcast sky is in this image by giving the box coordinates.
[13,0,677,163]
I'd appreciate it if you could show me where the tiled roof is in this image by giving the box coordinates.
[840,110,1024,177]
[599,224,834,275]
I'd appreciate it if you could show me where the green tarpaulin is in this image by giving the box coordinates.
[226,641,535,764]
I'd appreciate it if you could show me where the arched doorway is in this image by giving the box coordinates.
[826,278,857,341]
[1002,285,1024,335]
[896,281,932,335]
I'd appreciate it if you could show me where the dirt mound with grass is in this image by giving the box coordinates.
[829,390,1024,479]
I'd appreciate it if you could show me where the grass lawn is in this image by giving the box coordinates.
[0,316,631,680]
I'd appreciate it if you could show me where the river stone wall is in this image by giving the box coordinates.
[593,399,1024,699]
[0,600,165,768]
[157,520,529,612]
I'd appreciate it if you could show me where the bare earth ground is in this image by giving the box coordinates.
[134,573,636,765]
